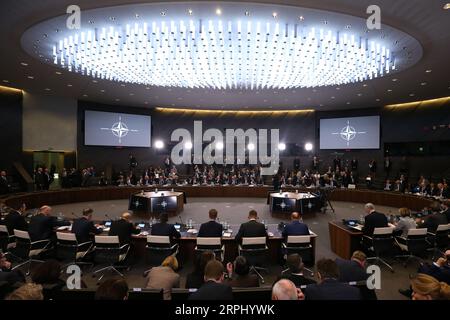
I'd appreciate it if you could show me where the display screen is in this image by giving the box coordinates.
[84,110,151,147]
[319,115,380,149]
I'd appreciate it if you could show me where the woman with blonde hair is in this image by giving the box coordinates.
[411,273,450,300]
[145,255,180,300]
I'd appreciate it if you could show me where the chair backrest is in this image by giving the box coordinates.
[0,225,8,234]
[171,288,193,300]
[242,237,266,246]
[14,229,30,240]
[232,287,272,300]
[373,227,394,235]
[286,235,311,244]
[147,235,171,244]
[407,228,428,237]
[13,229,31,259]
[436,224,450,232]
[95,235,120,244]
[196,237,221,246]
[406,228,428,255]
[57,232,77,242]
[434,224,450,248]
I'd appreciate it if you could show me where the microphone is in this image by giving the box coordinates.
[71,212,79,219]
[178,215,184,225]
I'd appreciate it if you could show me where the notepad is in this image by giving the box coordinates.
[57,226,71,231]
[187,229,198,234]
[222,232,232,237]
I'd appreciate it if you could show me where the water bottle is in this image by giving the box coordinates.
[359,214,365,225]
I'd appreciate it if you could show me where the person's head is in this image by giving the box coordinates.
[233,256,250,276]
[248,210,258,220]
[0,170,6,177]
[208,209,218,220]
[159,212,169,224]
[271,279,304,300]
[6,283,44,300]
[291,211,300,221]
[411,274,450,300]
[430,201,441,213]
[95,278,129,300]
[316,258,339,282]
[39,205,52,216]
[31,259,62,285]
[121,212,132,221]
[82,208,93,219]
[196,250,215,274]
[364,203,375,214]
[161,255,179,271]
[286,254,304,274]
[398,207,411,218]
[351,251,367,267]
[203,259,224,283]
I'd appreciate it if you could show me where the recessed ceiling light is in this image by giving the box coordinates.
[392,78,398,82]
[443,3,450,10]
[92,80,98,83]
[336,87,340,90]
[55,71,62,75]
[44,88,51,91]
[129,93,134,96]
[121,84,126,87]
[376,98,381,102]
[331,96,335,99]
[409,93,415,96]
[115,98,120,101]
[100,89,105,92]
[299,16,304,21]
[67,84,72,87]
[146,87,150,90]
[20,62,28,66]
[362,84,368,87]
[245,11,250,16]
[425,69,432,73]
[82,94,88,97]
[346,102,351,105]
[27,76,34,79]
[216,8,222,15]
[272,12,277,18]
[2,80,9,83]
[357,93,362,96]
[421,82,427,86]
[387,89,392,92]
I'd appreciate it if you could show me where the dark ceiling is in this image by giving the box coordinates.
[0,0,449,111]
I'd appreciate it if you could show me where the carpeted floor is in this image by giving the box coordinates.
[37,197,425,300]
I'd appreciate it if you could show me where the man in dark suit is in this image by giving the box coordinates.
[305,258,361,300]
[416,201,448,233]
[189,260,233,300]
[437,183,450,198]
[362,203,388,237]
[235,210,267,244]
[28,205,70,242]
[0,170,11,194]
[441,202,450,222]
[282,212,309,240]
[109,212,140,245]
[277,254,316,287]
[2,207,28,235]
[417,250,450,284]
[71,208,102,243]
[150,212,181,243]
[34,167,45,191]
[197,209,223,238]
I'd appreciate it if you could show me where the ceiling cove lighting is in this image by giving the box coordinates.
[51,20,395,89]
[154,107,314,114]
[384,96,450,108]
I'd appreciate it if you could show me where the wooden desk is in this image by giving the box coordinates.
[128,191,184,216]
[328,221,363,259]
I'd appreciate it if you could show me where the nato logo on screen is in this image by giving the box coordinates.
[84,110,151,147]
[319,116,380,149]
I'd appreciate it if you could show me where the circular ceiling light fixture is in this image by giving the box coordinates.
[21,2,422,90]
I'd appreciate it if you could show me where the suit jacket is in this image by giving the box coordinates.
[2,211,28,235]
[282,220,309,239]
[335,258,368,283]
[151,222,181,242]
[0,176,10,194]
[71,217,102,243]
[185,271,204,289]
[419,212,448,233]
[277,273,316,288]
[235,220,267,244]
[305,278,361,300]
[188,281,233,300]
[418,263,450,285]
[145,266,180,300]
[28,214,70,241]
[108,219,139,244]
[198,220,223,238]
[362,211,388,236]
[226,274,259,288]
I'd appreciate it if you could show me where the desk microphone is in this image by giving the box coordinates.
[178,215,184,225]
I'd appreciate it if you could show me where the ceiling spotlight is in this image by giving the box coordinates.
[184,141,193,150]
[443,3,450,10]
[44,88,51,91]
[272,12,278,18]
[363,84,368,87]
[67,84,72,87]
[216,8,222,15]
[245,11,250,16]
[154,140,164,149]
[392,78,398,82]
[160,11,166,16]
[20,62,28,66]
[278,143,286,151]
[216,141,224,150]
[304,142,313,151]
[188,9,193,15]
[247,143,255,151]
[55,71,62,75]
[115,98,120,101]
[421,82,427,86]
[92,80,98,83]
[27,76,34,79]
[346,102,351,105]
[425,69,432,73]
[387,89,392,92]
[299,16,304,21]
[409,93,415,97]
[376,98,381,102]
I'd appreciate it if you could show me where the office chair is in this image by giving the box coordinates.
[427,224,449,259]
[395,228,428,267]
[145,235,178,269]
[92,235,130,283]
[11,229,52,275]
[195,237,224,261]
[232,287,272,300]
[128,288,164,300]
[282,235,314,276]
[56,232,93,269]
[364,227,395,272]
[238,237,269,283]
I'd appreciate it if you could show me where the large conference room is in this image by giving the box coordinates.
[0,0,449,305]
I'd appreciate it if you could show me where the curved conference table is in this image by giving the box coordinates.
[2,186,446,262]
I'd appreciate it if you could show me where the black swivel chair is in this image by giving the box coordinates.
[145,235,178,267]
[56,232,93,268]
[195,237,224,261]
[282,235,314,276]
[232,287,272,300]
[364,227,395,272]
[0,225,16,256]
[11,229,51,275]
[92,235,130,283]
[395,228,429,267]
[238,237,269,284]
[427,224,449,259]
[128,288,164,300]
